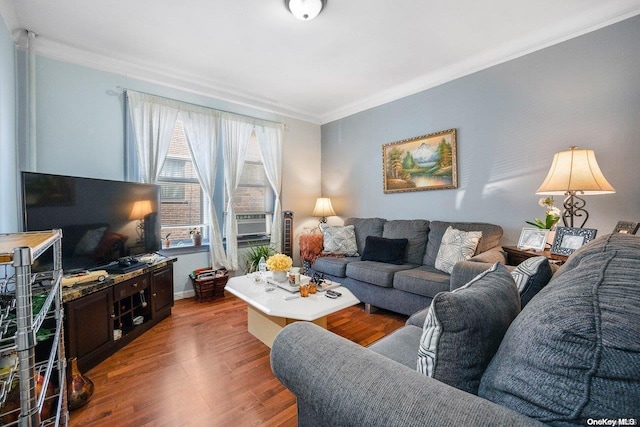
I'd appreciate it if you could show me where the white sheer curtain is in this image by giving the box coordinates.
[181,110,229,270]
[255,125,284,252]
[221,117,253,270]
[126,91,179,183]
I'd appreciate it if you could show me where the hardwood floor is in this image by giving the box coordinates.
[69,294,407,426]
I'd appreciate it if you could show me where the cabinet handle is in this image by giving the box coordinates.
[132,283,138,288]
[153,293,157,297]
[111,313,115,318]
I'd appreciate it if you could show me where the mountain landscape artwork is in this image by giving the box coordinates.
[383,129,457,193]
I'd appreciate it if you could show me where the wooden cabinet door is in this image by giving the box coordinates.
[151,266,174,317]
[65,287,113,372]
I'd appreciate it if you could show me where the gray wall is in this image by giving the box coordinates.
[321,15,640,245]
[0,18,17,232]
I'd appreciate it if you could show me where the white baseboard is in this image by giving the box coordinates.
[174,290,195,300]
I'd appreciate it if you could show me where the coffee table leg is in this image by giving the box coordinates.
[246,305,327,348]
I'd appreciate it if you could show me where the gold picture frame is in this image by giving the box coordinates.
[382,129,457,193]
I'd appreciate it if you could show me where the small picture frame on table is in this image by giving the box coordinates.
[517,227,549,251]
[612,221,639,235]
[550,227,597,256]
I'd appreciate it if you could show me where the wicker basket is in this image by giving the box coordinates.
[189,271,229,302]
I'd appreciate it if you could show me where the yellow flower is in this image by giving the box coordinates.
[266,253,293,272]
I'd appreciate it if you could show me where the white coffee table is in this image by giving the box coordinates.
[225,274,360,348]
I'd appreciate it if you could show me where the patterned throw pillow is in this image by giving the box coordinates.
[319,224,359,256]
[434,226,482,273]
[417,263,521,395]
[510,256,553,308]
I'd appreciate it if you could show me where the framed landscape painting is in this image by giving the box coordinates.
[383,129,457,193]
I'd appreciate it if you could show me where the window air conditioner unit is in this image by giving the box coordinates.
[236,213,271,237]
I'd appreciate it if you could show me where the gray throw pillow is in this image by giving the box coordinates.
[510,256,553,308]
[319,224,359,256]
[417,263,521,395]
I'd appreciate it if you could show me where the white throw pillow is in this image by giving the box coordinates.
[434,226,482,273]
[319,224,359,256]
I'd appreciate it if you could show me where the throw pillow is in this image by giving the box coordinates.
[510,256,553,308]
[360,236,408,265]
[73,227,108,256]
[434,226,482,273]
[319,224,359,256]
[417,263,521,395]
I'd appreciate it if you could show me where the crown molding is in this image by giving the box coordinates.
[29,37,322,125]
[3,1,639,126]
[320,5,640,124]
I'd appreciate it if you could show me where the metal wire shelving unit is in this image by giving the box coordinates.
[0,231,68,426]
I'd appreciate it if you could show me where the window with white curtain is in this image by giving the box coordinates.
[228,133,274,244]
[126,90,283,265]
[157,116,210,247]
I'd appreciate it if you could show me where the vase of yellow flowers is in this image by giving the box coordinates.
[266,253,293,282]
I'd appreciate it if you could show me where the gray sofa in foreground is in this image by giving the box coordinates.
[309,218,505,315]
[272,234,640,426]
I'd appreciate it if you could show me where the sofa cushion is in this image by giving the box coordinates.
[434,227,482,273]
[382,220,430,264]
[479,234,640,423]
[319,224,359,256]
[312,256,358,278]
[346,261,418,288]
[368,324,423,369]
[361,236,408,265]
[344,217,385,255]
[393,265,450,298]
[510,256,553,308]
[417,263,520,395]
[424,221,503,267]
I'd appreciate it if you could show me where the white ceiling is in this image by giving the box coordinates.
[1,0,640,124]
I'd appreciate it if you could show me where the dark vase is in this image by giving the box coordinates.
[67,358,95,411]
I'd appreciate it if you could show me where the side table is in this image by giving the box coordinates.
[503,246,568,266]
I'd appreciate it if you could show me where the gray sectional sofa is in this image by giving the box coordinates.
[309,218,506,315]
[272,233,640,426]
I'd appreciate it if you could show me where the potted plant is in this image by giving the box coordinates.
[243,245,275,274]
[162,233,171,249]
[190,228,202,246]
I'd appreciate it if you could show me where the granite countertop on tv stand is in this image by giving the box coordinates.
[62,257,177,303]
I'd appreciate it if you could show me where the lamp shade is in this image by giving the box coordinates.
[286,0,326,20]
[312,197,336,218]
[129,200,153,220]
[536,147,615,195]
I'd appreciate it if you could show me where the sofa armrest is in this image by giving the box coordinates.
[271,323,543,427]
[406,307,430,327]
[469,247,507,264]
[450,261,495,290]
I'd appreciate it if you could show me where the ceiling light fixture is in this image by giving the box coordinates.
[285,0,326,21]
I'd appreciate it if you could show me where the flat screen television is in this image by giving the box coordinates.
[22,172,161,271]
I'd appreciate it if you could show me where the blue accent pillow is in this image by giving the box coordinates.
[360,236,408,265]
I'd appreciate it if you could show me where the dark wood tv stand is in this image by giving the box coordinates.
[63,258,176,373]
